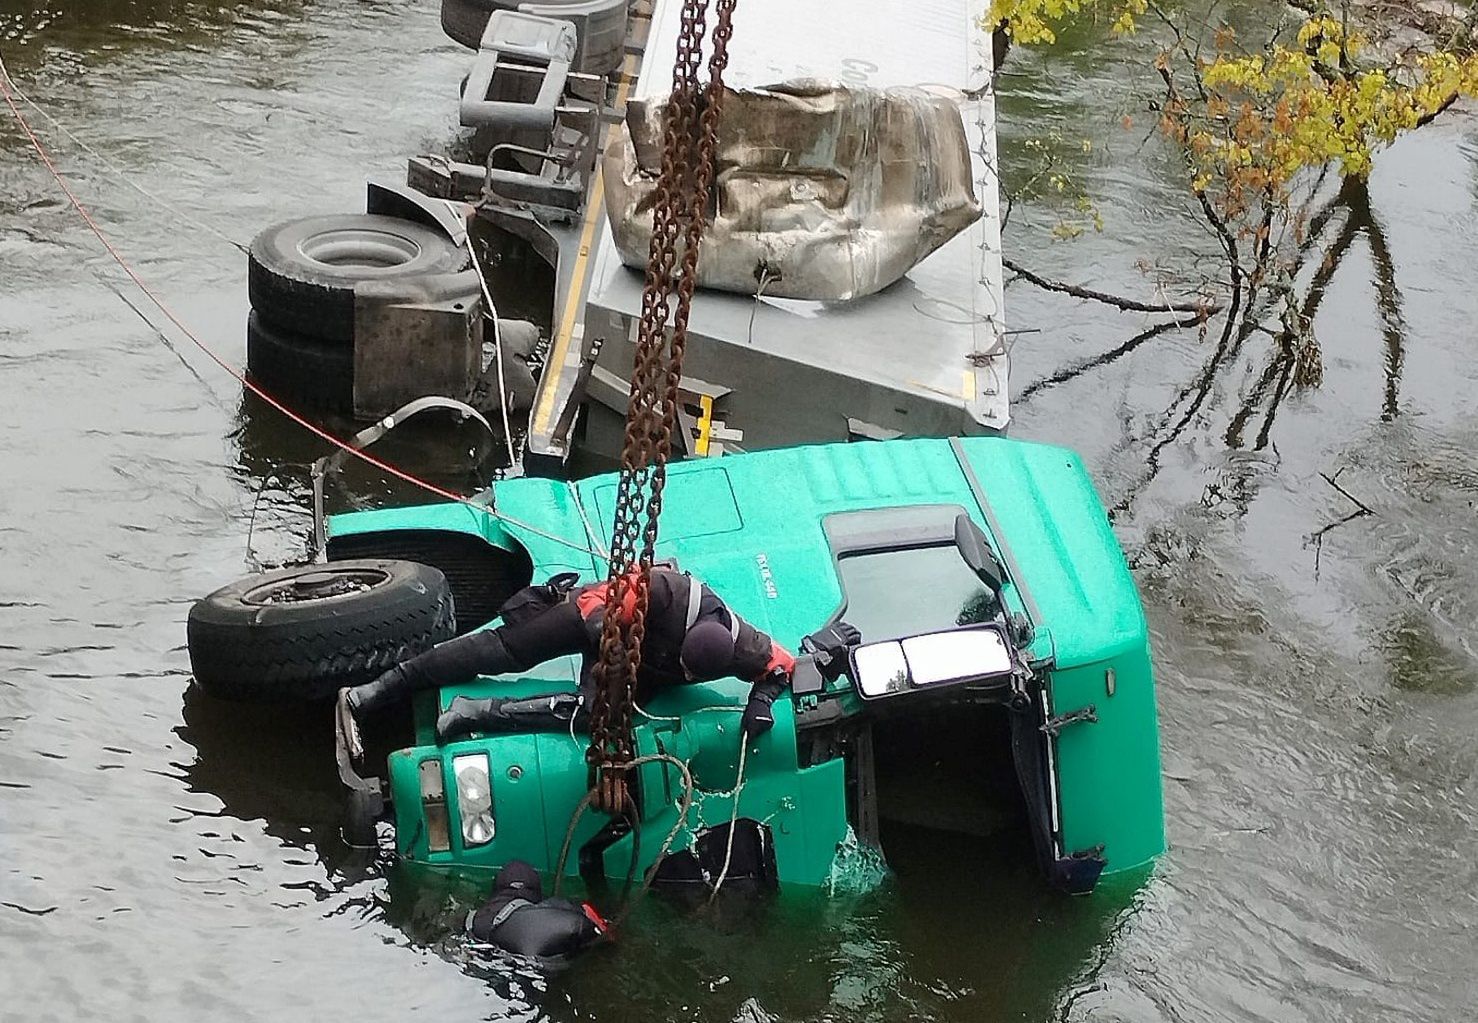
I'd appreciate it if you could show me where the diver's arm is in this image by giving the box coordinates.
[730,619,795,737]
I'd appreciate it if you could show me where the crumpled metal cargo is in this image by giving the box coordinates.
[602,79,981,301]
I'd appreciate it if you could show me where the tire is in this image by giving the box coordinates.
[245,311,354,414]
[462,0,591,10]
[187,560,456,703]
[442,0,490,49]
[248,215,470,343]
[442,0,608,49]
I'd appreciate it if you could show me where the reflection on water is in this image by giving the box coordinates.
[3,0,1477,1019]
[0,1,313,76]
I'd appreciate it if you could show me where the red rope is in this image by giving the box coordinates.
[0,69,474,508]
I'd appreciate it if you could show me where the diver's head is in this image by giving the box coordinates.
[493,859,543,901]
[679,620,737,681]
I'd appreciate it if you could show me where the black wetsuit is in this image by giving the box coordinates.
[400,567,792,702]
[467,861,603,960]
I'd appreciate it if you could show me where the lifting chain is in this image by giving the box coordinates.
[585,0,738,814]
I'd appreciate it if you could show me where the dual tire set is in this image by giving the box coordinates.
[245,215,471,415]
[228,220,466,704]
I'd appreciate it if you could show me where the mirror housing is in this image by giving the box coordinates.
[953,512,1006,596]
[849,624,1016,701]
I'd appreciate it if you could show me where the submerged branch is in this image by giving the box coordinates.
[1320,467,1374,517]
[1018,316,1206,403]
[1002,257,1221,316]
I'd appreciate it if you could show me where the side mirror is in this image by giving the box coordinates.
[850,625,1015,700]
[954,512,1005,596]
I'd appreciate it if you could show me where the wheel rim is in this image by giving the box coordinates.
[242,567,391,606]
[296,229,422,269]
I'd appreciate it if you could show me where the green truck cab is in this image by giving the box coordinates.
[326,437,1164,893]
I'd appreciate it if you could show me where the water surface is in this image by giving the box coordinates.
[2,2,1475,1019]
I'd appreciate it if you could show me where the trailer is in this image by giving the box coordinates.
[414,0,1008,466]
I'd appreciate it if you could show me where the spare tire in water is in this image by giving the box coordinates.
[187,560,455,703]
[244,310,354,414]
[248,215,470,343]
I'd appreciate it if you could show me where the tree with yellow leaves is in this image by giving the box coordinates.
[992,0,1474,443]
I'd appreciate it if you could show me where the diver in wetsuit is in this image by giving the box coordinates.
[339,567,855,751]
[467,860,606,962]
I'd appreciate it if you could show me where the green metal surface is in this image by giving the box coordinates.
[338,437,1165,887]
[957,440,1166,868]
[387,676,849,885]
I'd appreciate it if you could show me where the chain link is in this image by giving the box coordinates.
[585,0,737,813]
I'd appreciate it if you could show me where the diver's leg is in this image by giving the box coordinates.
[436,691,585,742]
[343,628,518,719]
[436,652,596,743]
[346,602,586,718]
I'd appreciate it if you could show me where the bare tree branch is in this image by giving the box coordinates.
[1002,257,1221,316]
[1018,315,1207,403]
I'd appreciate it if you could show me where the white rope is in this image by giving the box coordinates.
[0,56,250,255]
[634,702,743,724]
[483,505,606,559]
[570,486,611,561]
[708,737,748,903]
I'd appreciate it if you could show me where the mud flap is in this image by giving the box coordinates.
[343,787,382,850]
[335,690,385,851]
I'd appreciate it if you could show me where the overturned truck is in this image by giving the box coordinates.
[188,436,1165,895]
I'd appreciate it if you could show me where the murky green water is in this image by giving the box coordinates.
[2,2,1475,1019]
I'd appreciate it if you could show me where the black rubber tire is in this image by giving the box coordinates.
[442,0,603,48]
[442,0,490,49]
[187,560,456,703]
[248,214,470,343]
[244,310,354,414]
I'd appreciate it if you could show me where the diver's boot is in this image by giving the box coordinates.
[347,630,518,723]
[437,693,581,743]
[344,664,415,720]
[336,665,416,765]
[335,687,365,763]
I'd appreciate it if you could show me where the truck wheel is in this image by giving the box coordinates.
[248,214,469,343]
[441,0,490,49]
[187,560,455,703]
[245,311,354,414]
[442,0,610,49]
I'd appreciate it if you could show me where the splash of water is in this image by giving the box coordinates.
[824,825,891,895]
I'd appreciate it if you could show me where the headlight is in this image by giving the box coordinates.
[453,753,495,847]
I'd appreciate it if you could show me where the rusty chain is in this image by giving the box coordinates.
[585,0,737,813]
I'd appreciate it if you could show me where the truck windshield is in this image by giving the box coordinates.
[836,544,996,643]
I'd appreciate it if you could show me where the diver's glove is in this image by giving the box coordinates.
[800,621,862,682]
[741,668,790,737]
